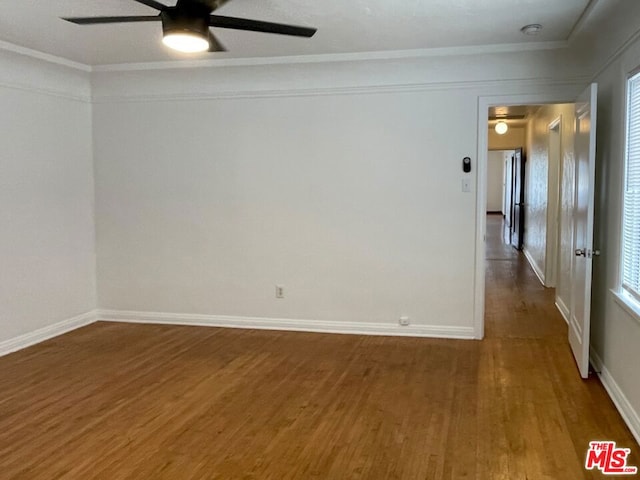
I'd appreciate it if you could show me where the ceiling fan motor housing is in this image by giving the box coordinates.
[161,7,209,39]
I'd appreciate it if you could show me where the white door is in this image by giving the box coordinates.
[569,83,598,379]
[504,154,513,229]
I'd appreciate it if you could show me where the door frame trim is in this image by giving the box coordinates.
[474,92,576,339]
[546,115,563,288]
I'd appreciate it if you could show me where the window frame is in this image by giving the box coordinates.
[618,66,640,318]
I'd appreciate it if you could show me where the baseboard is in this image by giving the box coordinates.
[0,310,97,357]
[555,296,570,324]
[96,309,476,340]
[523,247,546,286]
[590,348,640,447]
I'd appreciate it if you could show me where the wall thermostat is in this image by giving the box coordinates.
[462,157,471,173]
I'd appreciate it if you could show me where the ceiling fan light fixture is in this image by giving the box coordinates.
[62,0,317,56]
[495,121,509,135]
[162,32,209,52]
[161,9,210,53]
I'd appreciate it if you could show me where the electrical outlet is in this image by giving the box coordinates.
[462,178,471,193]
[399,316,410,326]
[275,285,284,299]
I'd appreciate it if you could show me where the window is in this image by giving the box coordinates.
[621,70,640,304]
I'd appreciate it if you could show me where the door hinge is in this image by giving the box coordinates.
[576,248,601,258]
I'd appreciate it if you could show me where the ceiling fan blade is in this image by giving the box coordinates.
[208,31,226,52]
[178,0,229,13]
[209,15,316,37]
[63,15,160,25]
[131,0,167,11]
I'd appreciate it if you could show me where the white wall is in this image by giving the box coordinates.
[589,30,640,444]
[94,90,477,330]
[487,151,506,213]
[0,50,96,343]
[524,104,574,290]
[92,50,584,334]
[488,127,526,151]
[524,112,548,283]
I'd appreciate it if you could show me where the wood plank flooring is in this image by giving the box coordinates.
[0,215,637,479]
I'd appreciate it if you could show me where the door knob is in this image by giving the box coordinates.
[575,248,586,257]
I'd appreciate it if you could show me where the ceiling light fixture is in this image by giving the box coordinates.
[495,121,509,135]
[521,24,543,36]
[63,0,317,56]
[162,33,209,52]
[161,9,210,53]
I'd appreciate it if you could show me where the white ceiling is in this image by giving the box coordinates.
[488,105,542,127]
[0,0,591,66]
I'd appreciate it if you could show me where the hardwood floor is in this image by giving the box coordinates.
[0,216,637,479]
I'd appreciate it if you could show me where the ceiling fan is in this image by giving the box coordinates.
[62,0,317,53]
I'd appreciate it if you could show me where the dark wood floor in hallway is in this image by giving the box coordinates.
[0,216,637,479]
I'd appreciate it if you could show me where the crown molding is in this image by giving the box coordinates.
[91,75,588,104]
[568,0,601,41]
[0,36,571,81]
[0,39,91,72]
[0,80,90,103]
[92,40,568,73]
[1,38,569,74]
[590,21,640,81]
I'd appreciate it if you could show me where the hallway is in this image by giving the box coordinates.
[481,214,639,477]
[485,214,566,339]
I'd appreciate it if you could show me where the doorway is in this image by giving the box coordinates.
[474,95,576,343]
[487,150,510,216]
[475,86,599,378]
[483,104,567,337]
